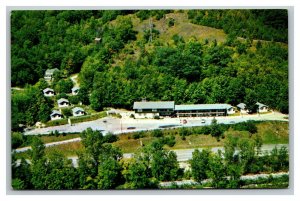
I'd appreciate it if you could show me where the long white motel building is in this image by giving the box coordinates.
[133,101,235,119]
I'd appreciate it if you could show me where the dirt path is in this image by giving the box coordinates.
[70,74,79,87]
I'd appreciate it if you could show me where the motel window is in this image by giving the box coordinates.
[152,109,157,112]
[138,109,142,112]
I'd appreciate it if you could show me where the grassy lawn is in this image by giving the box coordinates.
[45,141,84,156]
[40,134,80,144]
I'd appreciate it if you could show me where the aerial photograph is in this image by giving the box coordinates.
[10,9,289,190]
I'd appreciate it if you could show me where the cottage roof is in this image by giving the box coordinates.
[50,110,62,117]
[72,107,84,113]
[43,88,54,93]
[237,103,246,110]
[57,98,69,104]
[72,86,80,92]
[175,104,233,111]
[256,102,267,108]
[133,101,175,110]
[45,68,59,75]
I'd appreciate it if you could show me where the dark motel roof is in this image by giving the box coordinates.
[43,88,54,93]
[175,104,233,111]
[50,110,62,116]
[237,103,246,110]
[72,107,84,113]
[133,101,175,110]
[57,98,69,104]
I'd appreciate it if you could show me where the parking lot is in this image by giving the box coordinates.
[24,111,288,136]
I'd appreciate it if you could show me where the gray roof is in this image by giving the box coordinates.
[256,102,267,108]
[50,110,62,116]
[133,101,175,110]
[72,107,84,113]
[175,104,233,111]
[237,103,246,109]
[43,88,54,93]
[45,68,59,75]
[57,98,69,104]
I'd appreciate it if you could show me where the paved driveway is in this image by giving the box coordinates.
[24,112,288,135]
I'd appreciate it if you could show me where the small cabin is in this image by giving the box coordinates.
[44,68,59,81]
[57,98,69,108]
[50,110,63,120]
[72,107,85,117]
[237,103,249,114]
[43,88,55,97]
[71,87,80,95]
[256,102,269,113]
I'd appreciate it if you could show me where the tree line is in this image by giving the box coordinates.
[187,9,288,43]
[12,127,288,190]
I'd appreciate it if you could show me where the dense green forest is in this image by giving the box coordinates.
[12,128,289,190]
[11,10,289,130]
[187,10,288,43]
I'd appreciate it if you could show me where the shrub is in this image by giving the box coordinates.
[133,131,145,139]
[152,129,163,138]
[12,132,24,149]
[179,127,190,138]
[62,108,72,118]
[104,132,119,143]
[69,95,80,105]
[168,18,175,27]
[54,130,59,137]
[56,92,68,100]
[162,135,176,147]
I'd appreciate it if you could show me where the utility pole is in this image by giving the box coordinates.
[149,17,153,43]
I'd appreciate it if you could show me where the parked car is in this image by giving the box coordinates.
[201,119,206,123]
[127,127,136,130]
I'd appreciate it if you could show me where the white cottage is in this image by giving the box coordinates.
[237,103,249,114]
[226,105,236,115]
[72,107,85,117]
[71,87,80,95]
[44,68,59,81]
[50,110,63,120]
[43,88,55,97]
[256,102,269,113]
[57,98,69,108]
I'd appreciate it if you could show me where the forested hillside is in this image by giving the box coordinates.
[11,10,289,129]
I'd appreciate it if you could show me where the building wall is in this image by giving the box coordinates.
[58,102,69,107]
[227,108,235,115]
[176,109,227,117]
[240,109,249,114]
[73,111,84,117]
[134,112,159,119]
[51,115,62,120]
[259,106,268,113]
[44,92,54,97]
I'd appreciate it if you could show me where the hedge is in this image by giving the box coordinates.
[45,118,68,127]
[69,112,107,124]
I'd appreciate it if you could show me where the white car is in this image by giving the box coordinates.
[201,119,206,123]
